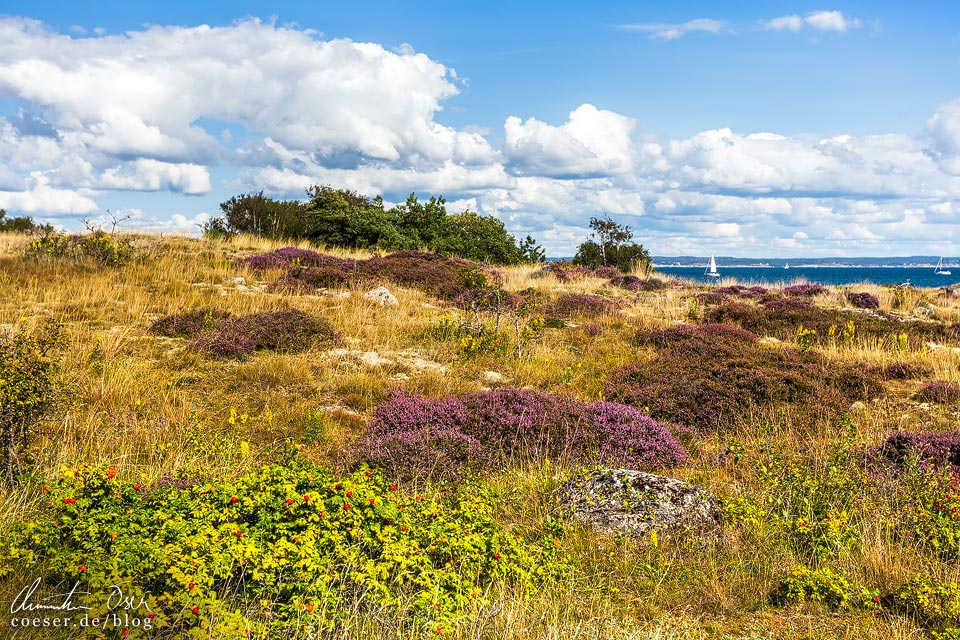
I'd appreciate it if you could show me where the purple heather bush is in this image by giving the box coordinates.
[581,323,602,336]
[270,250,481,300]
[715,285,768,299]
[355,388,685,481]
[608,323,878,433]
[762,297,813,313]
[847,291,880,309]
[149,308,232,338]
[869,362,931,381]
[240,247,352,271]
[151,308,340,358]
[186,330,256,360]
[915,382,960,404]
[539,293,617,319]
[218,309,341,353]
[783,283,829,297]
[593,266,620,278]
[876,430,960,472]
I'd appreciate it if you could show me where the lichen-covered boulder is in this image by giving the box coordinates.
[558,468,722,538]
[364,286,399,306]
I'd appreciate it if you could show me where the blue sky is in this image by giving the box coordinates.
[0,2,959,257]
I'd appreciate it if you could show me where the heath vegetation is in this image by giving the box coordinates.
[2,229,960,639]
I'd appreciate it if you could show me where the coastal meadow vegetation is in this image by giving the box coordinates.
[1,230,960,638]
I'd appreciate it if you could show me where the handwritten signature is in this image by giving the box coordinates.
[10,579,151,614]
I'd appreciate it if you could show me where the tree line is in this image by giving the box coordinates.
[204,186,651,271]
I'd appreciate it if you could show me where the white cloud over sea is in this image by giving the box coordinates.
[0,17,957,256]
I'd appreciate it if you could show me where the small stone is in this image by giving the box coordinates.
[483,371,504,383]
[225,276,246,285]
[850,401,867,412]
[364,286,398,306]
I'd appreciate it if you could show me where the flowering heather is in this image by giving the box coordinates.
[593,266,620,278]
[715,285,768,299]
[186,330,256,360]
[240,247,353,271]
[581,323,602,336]
[875,430,960,472]
[915,382,960,404]
[608,275,643,290]
[539,294,617,319]
[152,308,340,358]
[271,250,481,300]
[588,401,687,469]
[762,297,813,313]
[149,308,232,338]
[871,362,931,380]
[783,284,828,297]
[218,309,341,353]
[847,292,880,309]
[355,389,685,481]
[608,323,871,432]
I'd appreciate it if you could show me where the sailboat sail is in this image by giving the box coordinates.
[935,257,952,276]
[705,255,720,278]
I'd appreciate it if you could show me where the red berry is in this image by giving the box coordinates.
[122,629,128,637]
[285,498,293,505]
[230,496,238,504]
[78,564,87,572]
[873,597,880,604]
[434,603,440,610]
[390,484,397,492]
[346,491,353,498]
[401,525,408,532]
[365,471,371,478]
[303,495,310,502]
[188,582,195,590]
[134,484,141,491]
[235,530,243,538]
[494,553,501,560]
[343,503,350,510]
[369,498,375,505]
[43,485,50,492]
[335,483,343,490]
[191,606,199,615]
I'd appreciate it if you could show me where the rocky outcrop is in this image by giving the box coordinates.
[558,468,722,538]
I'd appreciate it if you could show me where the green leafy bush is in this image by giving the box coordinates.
[896,574,960,638]
[0,321,64,485]
[776,566,878,610]
[0,463,566,638]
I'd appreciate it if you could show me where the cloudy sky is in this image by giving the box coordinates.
[0,1,958,257]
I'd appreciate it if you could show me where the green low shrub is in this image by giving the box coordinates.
[0,462,566,638]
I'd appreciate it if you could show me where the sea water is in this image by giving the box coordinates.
[654,266,960,288]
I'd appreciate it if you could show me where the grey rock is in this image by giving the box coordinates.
[558,468,722,538]
[364,286,398,306]
[913,303,936,319]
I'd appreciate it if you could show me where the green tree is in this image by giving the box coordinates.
[389,193,447,247]
[0,210,50,234]
[217,191,308,238]
[519,235,546,264]
[305,185,414,249]
[573,215,652,273]
[433,211,526,264]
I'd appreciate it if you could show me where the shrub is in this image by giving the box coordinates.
[219,309,341,353]
[539,294,617,319]
[355,389,685,482]
[876,430,960,473]
[848,291,880,309]
[608,275,668,292]
[186,330,257,360]
[149,309,341,358]
[26,229,135,266]
[783,284,828,297]
[916,382,960,404]
[873,362,931,380]
[605,323,873,433]
[149,308,232,338]
[0,463,566,637]
[271,251,481,300]
[696,292,727,306]
[715,285,768,299]
[240,247,353,271]
[593,266,619,278]
[0,321,64,485]
[775,566,875,610]
[896,575,960,636]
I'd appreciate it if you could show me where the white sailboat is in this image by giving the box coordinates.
[705,255,721,278]
[935,257,952,276]
[783,262,790,270]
